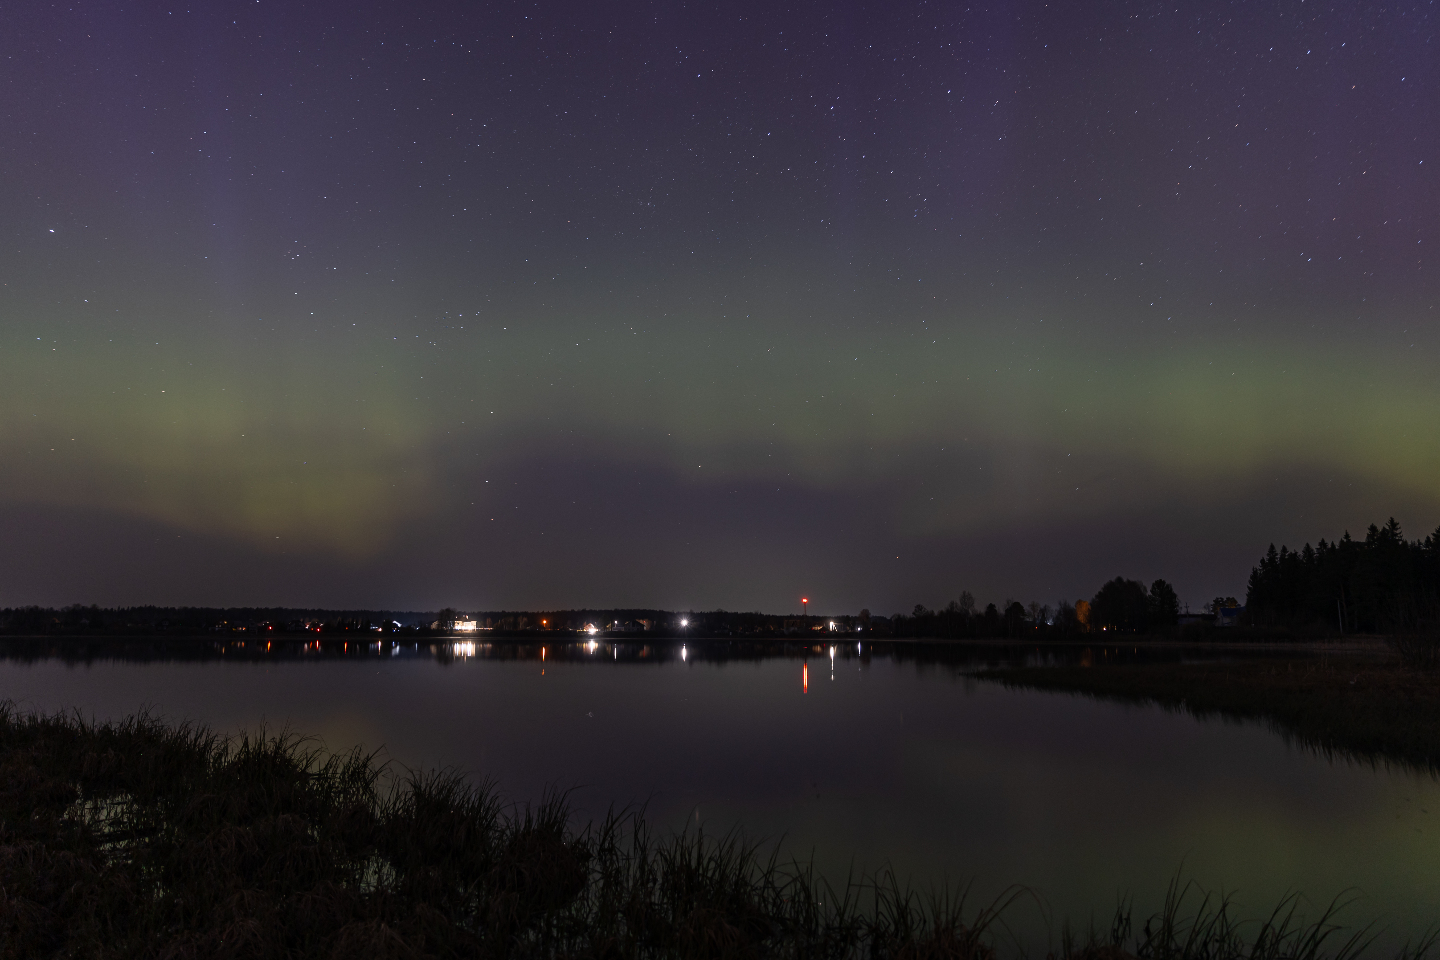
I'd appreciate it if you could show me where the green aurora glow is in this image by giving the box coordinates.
[2,0,1436,610]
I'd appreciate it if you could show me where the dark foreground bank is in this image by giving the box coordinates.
[978,651,1440,773]
[0,704,1429,960]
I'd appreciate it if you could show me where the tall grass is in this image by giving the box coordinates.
[0,703,1424,959]
[1389,635,1440,673]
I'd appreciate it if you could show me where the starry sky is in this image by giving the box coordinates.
[2,0,1436,614]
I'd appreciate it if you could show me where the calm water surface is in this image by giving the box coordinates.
[2,638,1436,949]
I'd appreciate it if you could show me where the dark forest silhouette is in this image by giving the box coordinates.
[3,517,1438,638]
[1244,518,1440,633]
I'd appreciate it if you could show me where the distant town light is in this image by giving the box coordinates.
[680,618,689,627]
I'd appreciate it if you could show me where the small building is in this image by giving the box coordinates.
[1216,606,1244,627]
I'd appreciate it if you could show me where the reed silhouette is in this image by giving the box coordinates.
[2,704,1430,959]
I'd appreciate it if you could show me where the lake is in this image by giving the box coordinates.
[2,637,1435,951]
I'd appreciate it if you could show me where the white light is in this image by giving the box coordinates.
[453,641,476,657]
[680,618,688,627]
[587,639,597,654]
[587,625,598,635]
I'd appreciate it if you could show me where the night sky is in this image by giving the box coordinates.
[3,0,1436,614]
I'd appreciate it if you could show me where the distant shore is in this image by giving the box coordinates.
[977,649,1440,772]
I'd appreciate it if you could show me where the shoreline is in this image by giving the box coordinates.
[976,656,1440,773]
[1,703,1426,959]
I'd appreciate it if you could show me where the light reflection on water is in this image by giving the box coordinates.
[0,638,1433,950]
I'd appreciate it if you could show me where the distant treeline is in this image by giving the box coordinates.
[0,606,433,637]
[883,578,1187,639]
[5,516,1437,640]
[1245,518,1440,634]
[899,516,1440,639]
[0,605,857,639]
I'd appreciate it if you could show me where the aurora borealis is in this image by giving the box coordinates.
[2,1,1436,613]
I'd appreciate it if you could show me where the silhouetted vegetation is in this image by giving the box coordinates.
[0,702,1013,958]
[1084,577,1182,633]
[1,705,1421,959]
[885,593,1071,640]
[1246,518,1440,634]
[0,606,865,640]
[981,657,1440,773]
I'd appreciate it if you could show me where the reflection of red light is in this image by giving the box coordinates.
[803,664,808,693]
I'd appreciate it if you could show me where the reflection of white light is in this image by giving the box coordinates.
[857,642,862,655]
[453,641,476,657]
[681,644,687,661]
[829,645,835,660]
[587,639,597,654]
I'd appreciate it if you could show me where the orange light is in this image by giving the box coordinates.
[803,663,809,693]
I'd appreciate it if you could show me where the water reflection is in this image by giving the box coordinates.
[0,636,1326,672]
[0,635,1429,951]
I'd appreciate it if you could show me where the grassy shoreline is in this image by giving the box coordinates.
[1,703,1431,959]
[977,656,1440,772]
